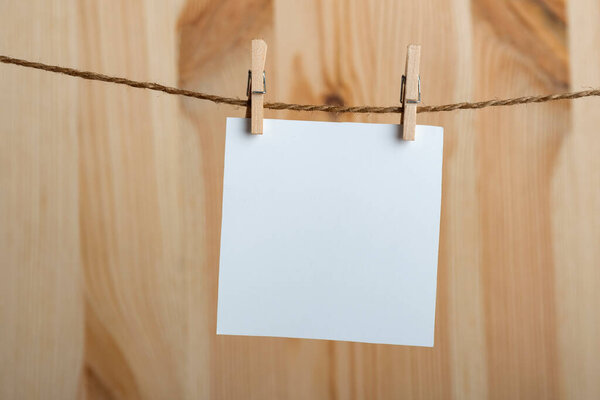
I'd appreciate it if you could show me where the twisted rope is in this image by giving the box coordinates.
[2,54,599,114]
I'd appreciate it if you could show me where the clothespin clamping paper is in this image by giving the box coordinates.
[247,39,268,134]
[400,44,421,141]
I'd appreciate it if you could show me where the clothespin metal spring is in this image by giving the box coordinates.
[246,70,266,96]
[400,75,421,104]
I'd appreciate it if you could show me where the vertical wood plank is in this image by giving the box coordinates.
[418,1,489,398]
[0,1,83,399]
[553,0,600,398]
[76,1,190,398]
[471,0,568,397]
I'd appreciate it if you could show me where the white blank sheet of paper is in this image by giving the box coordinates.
[217,118,444,347]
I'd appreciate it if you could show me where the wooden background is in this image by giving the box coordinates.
[1,0,599,398]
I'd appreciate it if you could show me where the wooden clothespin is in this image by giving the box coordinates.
[400,44,421,141]
[247,39,267,134]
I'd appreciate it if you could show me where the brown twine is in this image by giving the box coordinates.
[2,54,600,114]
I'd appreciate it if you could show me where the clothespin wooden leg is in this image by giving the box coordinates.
[401,44,421,141]
[249,39,267,134]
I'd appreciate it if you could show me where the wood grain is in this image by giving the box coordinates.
[1,0,599,399]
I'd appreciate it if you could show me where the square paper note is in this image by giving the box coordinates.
[217,118,443,347]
